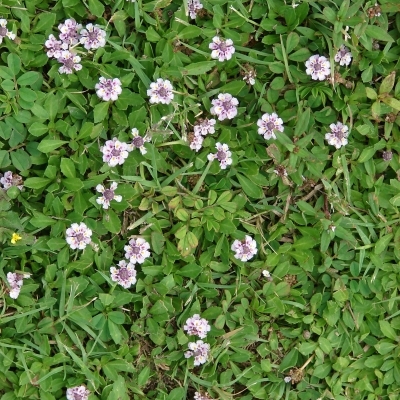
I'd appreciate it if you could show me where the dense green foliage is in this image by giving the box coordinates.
[1,0,400,399]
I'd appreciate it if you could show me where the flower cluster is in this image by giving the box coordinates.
[147,78,174,104]
[189,118,216,152]
[66,385,90,400]
[0,19,16,43]
[65,222,92,250]
[6,272,30,299]
[334,45,352,66]
[209,37,235,62]
[95,77,122,101]
[194,392,211,400]
[185,340,210,366]
[325,122,349,149]
[110,260,137,289]
[257,112,284,140]
[184,314,211,339]
[96,182,122,209]
[305,55,331,81]
[231,236,258,262]
[208,143,232,170]
[187,0,203,19]
[0,171,23,190]
[210,93,238,121]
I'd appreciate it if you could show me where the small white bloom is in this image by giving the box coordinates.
[124,238,151,264]
[147,78,174,104]
[284,376,292,383]
[334,44,352,66]
[325,122,349,149]
[231,235,257,262]
[209,36,235,62]
[305,55,331,81]
[127,128,151,155]
[65,222,92,250]
[208,142,232,169]
[96,182,122,209]
[110,260,137,289]
[257,113,284,140]
[262,270,271,278]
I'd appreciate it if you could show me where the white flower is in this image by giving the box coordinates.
[147,78,174,104]
[65,222,92,250]
[207,143,232,169]
[79,24,106,50]
[262,270,271,278]
[57,50,82,74]
[100,138,130,167]
[95,77,122,101]
[96,182,122,209]
[231,236,257,262]
[110,260,137,289]
[257,112,284,140]
[6,272,29,299]
[189,134,204,152]
[210,93,238,121]
[305,55,331,81]
[124,238,151,264]
[185,340,210,366]
[325,122,349,149]
[187,0,203,19]
[209,36,235,62]
[284,376,292,383]
[334,44,352,66]
[66,385,90,400]
[194,118,216,136]
[127,128,150,155]
[0,19,16,43]
[184,315,211,339]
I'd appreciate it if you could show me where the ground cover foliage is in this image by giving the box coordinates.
[1,0,400,399]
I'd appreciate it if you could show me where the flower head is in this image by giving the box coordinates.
[124,238,151,264]
[100,138,130,167]
[147,78,174,104]
[284,376,292,383]
[79,24,106,50]
[0,171,23,190]
[231,236,257,262]
[11,233,22,244]
[185,340,210,366]
[6,272,29,299]
[57,50,82,74]
[209,37,235,62]
[210,93,238,121]
[184,314,211,339]
[45,34,68,58]
[127,128,150,155]
[325,122,349,149]
[257,112,284,140]
[189,134,204,152]
[207,143,232,169]
[0,19,16,43]
[65,222,92,250]
[305,55,331,81]
[243,70,256,85]
[96,182,122,209]
[194,118,216,136]
[95,77,122,101]
[187,0,204,19]
[58,18,82,46]
[382,150,393,161]
[262,270,271,278]
[66,385,90,400]
[194,392,211,400]
[334,45,352,66]
[110,260,137,289]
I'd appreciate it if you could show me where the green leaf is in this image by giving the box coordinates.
[7,53,21,76]
[286,32,299,53]
[358,146,376,163]
[30,212,56,228]
[295,107,311,136]
[167,388,186,400]
[10,150,31,171]
[312,363,332,379]
[382,96,400,111]
[28,122,48,137]
[108,320,122,344]
[177,25,202,40]
[60,158,76,178]
[176,263,202,279]
[33,13,56,33]
[236,174,264,199]
[374,234,393,255]
[365,25,394,42]
[88,0,105,17]
[379,71,396,95]
[93,102,110,123]
[63,178,84,191]
[181,61,216,75]
[379,320,398,340]
[103,209,121,233]
[151,231,165,255]
[17,71,40,86]
[37,140,68,153]
[24,177,51,189]
[219,80,246,96]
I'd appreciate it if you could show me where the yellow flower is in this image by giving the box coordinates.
[11,233,22,244]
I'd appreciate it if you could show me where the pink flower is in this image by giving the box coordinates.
[79,24,106,50]
[0,171,23,190]
[210,93,238,121]
[124,238,151,264]
[231,236,257,262]
[66,385,90,400]
[127,128,151,155]
[209,37,235,62]
[95,77,122,101]
[147,79,174,104]
[58,18,82,46]
[6,272,30,299]
[189,134,204,152]
[184,315,211,339]
[57,50,82,74]
[65,222,92,250]
[207,143,232,169]
[325,122,349,149]
[0,19,16,43]
[45,34,68,58]
[194,118,216,136]
[185,340,210,366]
[110,260,137,289]
[257,112,284,140]
[334,45,352,66]
[100,138,130,167]
[187,0,203,19]
[305,55,331,81]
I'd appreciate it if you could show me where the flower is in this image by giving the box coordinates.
[79,24,106,50]
[210,93,238,121]
[0,171,23,190]
[45,34,69,58]
[207,143,232,169]
[147,78,174,104]
[382,150,393,161]
[58,18,82,46]
[0,19,16,43]
[127,128,150,155]
[257,112,284,140]
[284,376,292,383]
[194,118,216,136]
[185,340,210,366]
[66,385,90,400]
[209,37,235,62]
[96,182,122,209]
[100,138,130,167]
[6,272,29,299]
[262,270,271,278]
[189,134,204,152]
[194,392,211,400]
[110,260,137,289]
[305,55,331,81]
[57,50,82,74]
[65,222,92,250]
[11,233,22,244]
[243,70,256,85]
[325,122,349,149]
[187,0,203,19]
[124,238,151,264]
[334,45,352,66]
[95,77,122,101]
[231,236,257,262]
[184,315,211,339]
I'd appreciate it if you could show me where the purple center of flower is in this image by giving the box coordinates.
[118,267,130,281]
[332,127,345,139]
[87,30,98,41]
[222,100,233,110]
[63,58,75,70]
[157,86,169,98]
[72,394,84,400]
[130,245,141,255]
[242,245,250,254]
[313,62,322,71]
[133,136,144,148]
[103,189,114,200]
[75,233,85,242]
[266,122,275,131]
[216,150,227,161]
[111,147,121,157]
[0,27,8,37]
[218,41,228,52]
